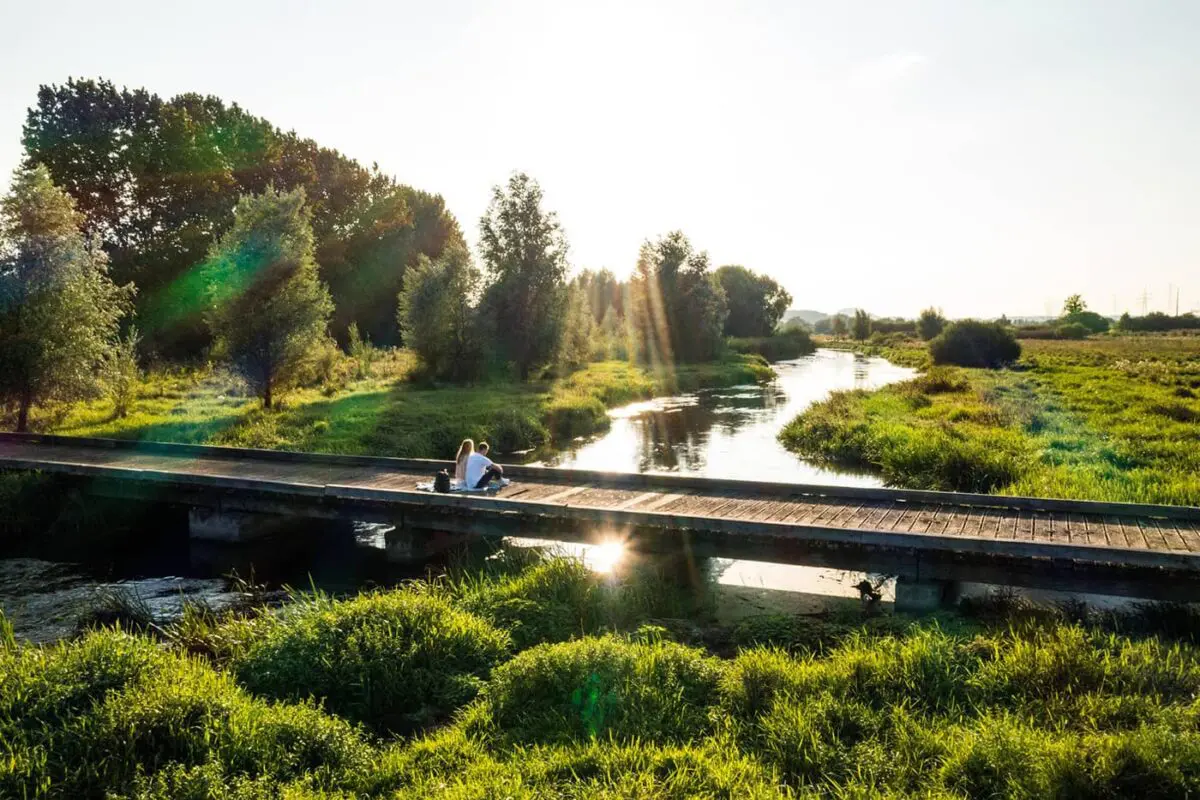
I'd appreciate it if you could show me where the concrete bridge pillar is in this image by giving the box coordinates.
[188,508,286,543]
[894,577,960,613]
[384,525,472,564]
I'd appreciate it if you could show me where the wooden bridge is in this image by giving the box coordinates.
[3,433,1200,607]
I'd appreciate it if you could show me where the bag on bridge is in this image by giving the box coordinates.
[434,470,451,493]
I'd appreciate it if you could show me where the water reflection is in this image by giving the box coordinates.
[537,350,915,484]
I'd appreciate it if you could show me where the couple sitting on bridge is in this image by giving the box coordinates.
[455,439,509,490]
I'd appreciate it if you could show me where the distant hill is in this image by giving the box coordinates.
[783,309,829,326]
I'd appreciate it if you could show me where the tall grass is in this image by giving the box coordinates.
[10,556,1200,797]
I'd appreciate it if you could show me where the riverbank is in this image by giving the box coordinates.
[780,337,1200,504]
[5,549,1200,798]
[25,352,773,457]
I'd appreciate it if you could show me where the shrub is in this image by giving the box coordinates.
[1056,321,1090,340]
[1062,309,1111,333]
[543,393,608,441]
[929,320,1021,368]
[487,408,549,453]
[917,307,946,340]
[231,591,510,734]
[727,329,815,362]
[474,636,722,745]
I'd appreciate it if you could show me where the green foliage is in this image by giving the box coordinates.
[345,323,374,379]
[205,187,334,408]
[628,231,729,364]
[929,319,1021,368]
[478,173,568,379]
[556,279,596,372]
[24,78,462,355]
[472,635,722,745]
[1063,293,1086,315]
[1055,321,1091,339]
[103,327,142,418]
[728,329,816,362]
[1062,309,1110,333]
[229,590,510,734]
[1117,310,1200,332]
[397,241,482,381]
[851,309,871,341]
[0,165,134,431]
[715,264,792,337]
[917,307,946,341]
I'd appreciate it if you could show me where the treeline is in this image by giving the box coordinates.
[22,79,460,356]
[399,179,800,382]
[2,80,805,427]
[1117,311,1200,332]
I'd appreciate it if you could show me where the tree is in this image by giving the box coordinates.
[851,309,872,341]
[1063,294,1086,315]
[478,173,568,379]
[628,231,728,363]
[397,241,481,381]
[205,187,332,408]
[557,280,596,371]
[830,314,848,337]
[23,78,462,356]
[917,307,946,341]
[715,265,792,337]
[0,166,133,430]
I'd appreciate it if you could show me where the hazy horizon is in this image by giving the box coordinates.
[2,0,1198,319]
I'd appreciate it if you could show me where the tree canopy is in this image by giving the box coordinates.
[629,231,728,363]
[715,265,792,337]
[23,78,461,356]
[0,165,133,430]
[478,173,569,379]
[398,241,482,381]
[917,307,946,341]
[204,187,333,408]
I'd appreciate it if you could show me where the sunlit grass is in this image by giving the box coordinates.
[782,336,1200,504]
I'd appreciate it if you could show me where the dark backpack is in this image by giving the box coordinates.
[434,470,451,493]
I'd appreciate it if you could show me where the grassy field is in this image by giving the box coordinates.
[781,336,1200,504]
[6,550,1200,798]
[25,352,772,459]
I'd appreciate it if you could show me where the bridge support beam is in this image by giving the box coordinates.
[894,577,960,613]
[384,525,473,563]
[188,508,287,543]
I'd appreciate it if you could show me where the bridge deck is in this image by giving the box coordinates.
[2,434,1200,573]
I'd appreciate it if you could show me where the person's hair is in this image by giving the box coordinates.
[478,442,489,454]
[455,439,475,464]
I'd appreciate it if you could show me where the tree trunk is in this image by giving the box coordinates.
[16,393,31,433]
[263,382,272,410]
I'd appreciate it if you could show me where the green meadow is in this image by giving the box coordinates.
[31,352,772,459]
[782,336,1200,505]
[7,549,1200,799]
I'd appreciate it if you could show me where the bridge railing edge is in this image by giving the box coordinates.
[2,431,1199,522]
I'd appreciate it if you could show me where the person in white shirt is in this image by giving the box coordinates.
[465,446,505,489]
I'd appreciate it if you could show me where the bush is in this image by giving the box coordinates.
[473,636,722,745]
[1062,310,1111,333]
[1056,321,1090,340]
[929,320,1021,368]
[487,408,549,453]
[917,308,946,340]
[230,591,510,734]
[543,393,608,441]
[727,329,815,362]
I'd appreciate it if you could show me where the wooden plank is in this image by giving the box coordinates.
[1117,517,1150,550]
[5,433,1200,522]
[1173,520,1200,552]
[1149,518,1186,552]
[539,484,593,504]
[617,491,664,510]
[1014,510,1034,541]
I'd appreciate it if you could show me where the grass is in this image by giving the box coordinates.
[781,336,1200,504]
[9,553,1200,798]
[27,350,773,458]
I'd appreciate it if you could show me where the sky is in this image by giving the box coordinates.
[1,0,1199,318]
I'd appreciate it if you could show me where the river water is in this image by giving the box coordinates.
[10,349,1082,642]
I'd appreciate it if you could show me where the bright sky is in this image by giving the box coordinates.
[2,0,1199,318]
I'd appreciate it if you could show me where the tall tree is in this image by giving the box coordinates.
[205,187,332,408]
[0,166,133,430]
[1063,294,1086,315]
[478,173,568,379]
[715,265,792,337]
[852,309,872,341]
[23,78,461,356]
[629,231,728,363]
[397,241,482,381]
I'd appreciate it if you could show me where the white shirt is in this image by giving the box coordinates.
[465,452,494,488]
